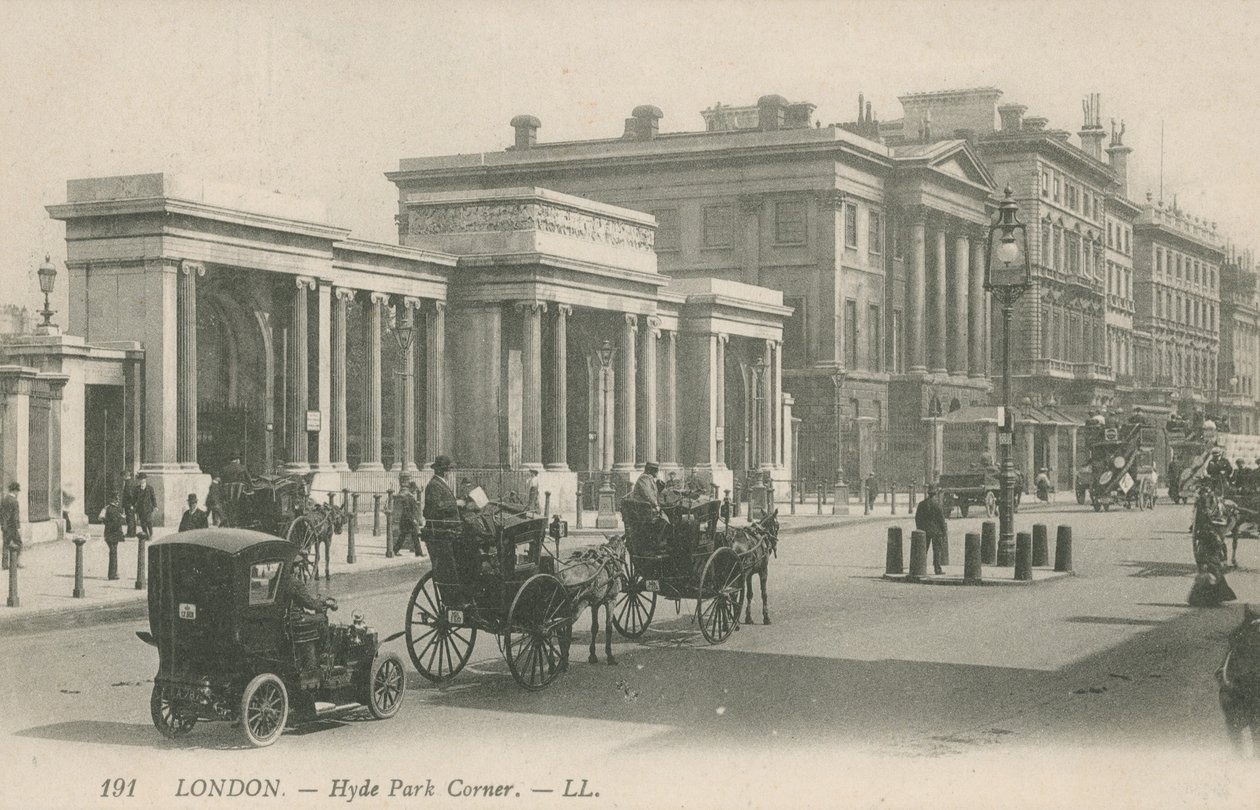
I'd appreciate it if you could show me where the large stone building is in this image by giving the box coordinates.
[0,172,792,536]
[387,97,997,488]
[1215,245,1258,433]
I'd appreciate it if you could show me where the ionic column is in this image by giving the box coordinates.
[716,334,728,468]
[331,288,353,470]
[969,235,986,378]
[661,329,678,467]
[397,297,421,473]
[518,301,545,469]
[425,301,446,463]
[614,314,638,471]
[545,305,571,471]
[908,219,927,373]
[930,227,948,374]
[638,317,659,463]
[951,234,969,375]
[177,261,204,469]
[286,276,314,470]
[315,281,332,468]
[359,292,387,471]
[760,339,774,470]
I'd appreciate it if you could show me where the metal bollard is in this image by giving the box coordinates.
[543,491,551,521]
[374,492,384,538]
[1032,524,1049,567]
[964,532,983,584]
[346,497,357,564]
[909,482,917,507]
[575,491,583,529]
[789,481,796,515]
[73,536,86,598]
[1054,525,1073,573]
[862,480,870,515]
[1014,531,1033,581]
[908,530,928,580]
[891,482,897,515]
[385,507,393,559]
[342,487,351,510]
[6,547,18,607]
[134,533,147,591]
[981,521,997,565]
[938,532,950,567]
[327,492,335,507]
[885,527,904,575]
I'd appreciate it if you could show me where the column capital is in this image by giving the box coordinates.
[623,313,639,332]
[515,301,547,315]
[555,303,573,317]
[429,300,447,315]
[179,260,206,278]
[716,332,730,346]
[368,291,389,306]
[333,286,356,303]
[294,275,316,291]
[402,296,423,311]
[646,316,662,337]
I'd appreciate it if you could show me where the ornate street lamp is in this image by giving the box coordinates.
[390,304,417,474]
[829,366,849,514]
[984,187,1031,565]
[749,357,767,468]
[595,339,618,529]
[36,255,58,333]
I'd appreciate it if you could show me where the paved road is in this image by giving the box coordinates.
[4,502,1260,809]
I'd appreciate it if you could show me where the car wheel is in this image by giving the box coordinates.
[364,651,406,720]
[150,684,196,739]
[240,673,288,747]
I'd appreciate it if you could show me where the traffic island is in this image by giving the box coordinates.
[881,521,1075,586]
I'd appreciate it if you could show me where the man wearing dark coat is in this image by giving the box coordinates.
[221,455,250,486]
[100,495,125,580]
[423,456,461,522]
[133,474,157,541]
[915,484,947,575]
[120,470,138,537]
[1,482,21,570]
[392,478,424,557]
[178,494,209,532]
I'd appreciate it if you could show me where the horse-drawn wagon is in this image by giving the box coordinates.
[217,472,346,582]
[611,495,745,645]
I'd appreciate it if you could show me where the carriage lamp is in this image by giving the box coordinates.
[596,339,614,368]
[36,254,58,332]
[391,307,415,355]
[984,187,1031,567]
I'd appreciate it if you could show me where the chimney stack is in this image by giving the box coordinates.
[997,103,1028,132]
[509,114,541,150]
[1106,119,1132,197]
[622,105,663,140]
[757,94,788,131]
[1078,93,1106,160]
[785,101,816,128]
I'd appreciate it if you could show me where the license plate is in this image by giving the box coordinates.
[178,603,196,620]
[446,609,465,625]
[644,580,660,592]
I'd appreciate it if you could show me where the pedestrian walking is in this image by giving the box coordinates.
[100,494,125,580]
[864,472,878,511]
[525,469,541,513]
[121,469,138,537]
[1,482,21,570]
[915,484,947,575]
[134,473,157,542]
[392,478,423,557]
[205,475,224,526]
[178,493,208,532]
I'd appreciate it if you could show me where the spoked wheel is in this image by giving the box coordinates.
[504,573,570,691]
[240,673,288,747]
[363,651,406,719]
[985,491,997,517]
[150,684,197,739]
[696,547,743,645]
[286,516,319,584]
[405,571,476,684]
[611,549,656,639]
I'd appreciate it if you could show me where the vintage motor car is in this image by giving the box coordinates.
[135,529,404,747]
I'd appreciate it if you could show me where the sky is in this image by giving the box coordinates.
[3,0,1260,313]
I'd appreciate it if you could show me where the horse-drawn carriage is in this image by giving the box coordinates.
[218,472,345,582]
[1084,420,1158,512]
[402,504,574,690]
[611,494,745,645]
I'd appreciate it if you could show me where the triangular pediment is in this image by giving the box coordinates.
[930,144,995,189]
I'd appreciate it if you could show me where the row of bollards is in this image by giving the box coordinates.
[886,521,1074,583]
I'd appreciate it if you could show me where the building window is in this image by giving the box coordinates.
[1041,171,1049,197]
[1124,229,1129,254]
[845,204,859,249]
[702,204,734,248]
[844,298,858,368]
[652,208,680,252]
[891,309,904,373]
[867,304,882,371]
[773,200,807,245]
[1053,175,1061,202]
[868,211,883,255]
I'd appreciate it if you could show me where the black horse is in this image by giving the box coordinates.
[1190,488,1238,607]
[1218,605,1260,757]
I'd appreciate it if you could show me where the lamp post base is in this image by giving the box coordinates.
[831,483,850,515]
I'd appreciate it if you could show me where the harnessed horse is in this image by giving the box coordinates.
[1190,488,1238,607]
[302,502,349,582]
[1218,605,1260,757]
[727,510,780,625]
[555,535,628,666]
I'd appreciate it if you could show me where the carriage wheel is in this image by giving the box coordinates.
[240,673,288,748]
[285,516,319,584]
[696,547,742,645]
[611,548,656,639]
[504,573,570,691]
[985,491,997,517]
[405,571,476,684]
[150,685,197,739]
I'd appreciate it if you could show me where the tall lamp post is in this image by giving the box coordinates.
[984,188,1032,566]
[830,367,849,514]
[595,340,619,529]
[36,255,58,335]
[390,304,416,473]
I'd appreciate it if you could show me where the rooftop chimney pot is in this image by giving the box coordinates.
[509,114,541,150]
[628,105,663,140]
[757,94,789,131]
[997,103,1028,132]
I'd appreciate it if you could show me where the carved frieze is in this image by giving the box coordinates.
[407,201,655,251]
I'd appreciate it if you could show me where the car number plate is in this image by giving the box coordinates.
[644,580,660,592]
[178,603,196,620]
[446,609,465,625]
